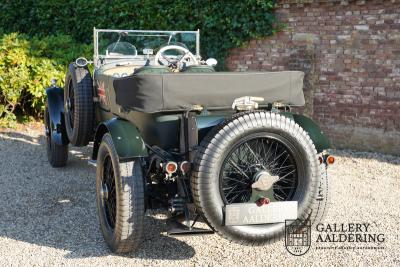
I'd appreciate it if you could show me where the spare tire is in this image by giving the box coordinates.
[191,111,321,244]
[64,63,94,146]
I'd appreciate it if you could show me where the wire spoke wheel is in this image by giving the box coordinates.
[66,81,75,129]
[101,155,117,229]
[220,134,298,204]
[96,133,145,253]
[63,63,94,146]
[192,111,322,244]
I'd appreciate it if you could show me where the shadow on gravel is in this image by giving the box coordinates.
[0,131,196,260]
[62,216,197,260]
[0,130,42,144]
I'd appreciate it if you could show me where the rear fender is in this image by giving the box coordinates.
[196,113,330,153]
[45,86,69,145]
[92,118,148,161]
[282,112,331,153]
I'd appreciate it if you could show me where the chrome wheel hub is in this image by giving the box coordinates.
[252,171,279,191]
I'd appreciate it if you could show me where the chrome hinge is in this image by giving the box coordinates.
[232,96,264,111]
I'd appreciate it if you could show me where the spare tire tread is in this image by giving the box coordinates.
[64,63,94,146]
[191,111,321,245]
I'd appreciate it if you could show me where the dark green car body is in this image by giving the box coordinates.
[43,29,334,252]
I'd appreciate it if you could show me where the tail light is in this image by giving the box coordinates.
[179,161,191,174]
[164,161,178,174]
[320,154,335,166]
[326,155,335,165]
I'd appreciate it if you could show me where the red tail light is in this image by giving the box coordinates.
[179,161,191,174]
[164,161,178,174]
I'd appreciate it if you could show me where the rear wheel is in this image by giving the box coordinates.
[191,111,321,244]
[64,63,94,146]
[96,133,145,253]
[44,106,68,167]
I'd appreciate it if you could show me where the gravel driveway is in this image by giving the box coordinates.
[0,126,399,266]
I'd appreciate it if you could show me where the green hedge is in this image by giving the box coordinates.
[0,0,277,125]
[0,33,91,127]
[0,0,277,64]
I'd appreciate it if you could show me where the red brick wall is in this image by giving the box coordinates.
[226,0,400,155]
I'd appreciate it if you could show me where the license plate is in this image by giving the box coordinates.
[225,201,298,226]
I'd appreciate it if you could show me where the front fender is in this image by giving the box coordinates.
[92,118,148,161]
[46,86,69,145]
[282,112,331,153]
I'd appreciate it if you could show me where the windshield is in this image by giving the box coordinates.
[95,29,199,66]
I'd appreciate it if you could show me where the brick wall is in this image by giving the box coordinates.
[226,0,400,155]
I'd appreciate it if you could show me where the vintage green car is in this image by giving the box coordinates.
[44,29,333,253]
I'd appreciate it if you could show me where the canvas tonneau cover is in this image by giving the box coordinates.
[113,71,305,113]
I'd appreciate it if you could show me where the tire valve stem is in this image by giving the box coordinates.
[256,197,270,207]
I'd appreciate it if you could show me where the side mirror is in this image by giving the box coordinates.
[75,57,93,67]
[206,58,218,67]
[75,57,88,67]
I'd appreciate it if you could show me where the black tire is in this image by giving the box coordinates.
[64,63,94,146]
[96,133,145,253]
[45,106,68,167]
[191,111,321,244]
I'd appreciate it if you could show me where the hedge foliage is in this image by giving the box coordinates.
[0,0,277,125]
[1,0,277,62]
[0,33,91,126]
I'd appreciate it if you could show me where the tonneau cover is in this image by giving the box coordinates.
[113,71,305,113]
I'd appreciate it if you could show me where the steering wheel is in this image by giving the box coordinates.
[154,45,198,70]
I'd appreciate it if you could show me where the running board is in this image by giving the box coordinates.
[88,159,97,167]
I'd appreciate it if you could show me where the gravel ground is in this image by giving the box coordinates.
[0,125,399,266]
